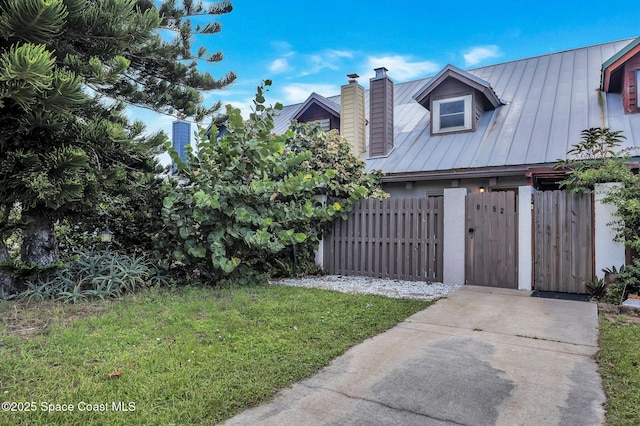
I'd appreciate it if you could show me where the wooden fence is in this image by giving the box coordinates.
[323,197,443,281]
[533,190,593,293]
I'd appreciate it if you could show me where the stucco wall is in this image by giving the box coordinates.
[443,188,467,285]
[594,183,626,278]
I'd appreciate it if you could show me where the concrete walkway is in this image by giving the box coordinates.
[222,286,604,426]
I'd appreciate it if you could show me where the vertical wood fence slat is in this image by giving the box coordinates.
[367,199,375,277]
[324,197,443,281]
[533,190,593,293]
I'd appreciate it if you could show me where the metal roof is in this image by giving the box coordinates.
[602,36,640,70]
[274,38,640,176]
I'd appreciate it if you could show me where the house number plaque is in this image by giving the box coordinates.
[476,204,504,214]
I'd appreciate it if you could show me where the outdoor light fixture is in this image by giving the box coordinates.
[100,228,113,243]
[479,186,486,193]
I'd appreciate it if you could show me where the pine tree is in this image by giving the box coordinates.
[0,0,235,294]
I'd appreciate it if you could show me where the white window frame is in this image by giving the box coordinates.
[432,95,473,134]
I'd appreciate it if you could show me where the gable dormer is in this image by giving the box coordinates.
[292,93,340,131]
[413,64,501,135]
[601,36,640,114]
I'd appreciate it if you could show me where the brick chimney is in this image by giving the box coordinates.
[340,73,366,156]
[369,67,394,157]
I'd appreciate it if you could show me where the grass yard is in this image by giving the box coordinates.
[598,314,640,425]
[0,284,430,425]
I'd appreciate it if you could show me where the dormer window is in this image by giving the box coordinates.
[413,64,502,136]
[600,36,640,114]
[433,95,472,133]
[292,93,341,131]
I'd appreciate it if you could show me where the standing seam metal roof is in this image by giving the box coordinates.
[273,38,640,175]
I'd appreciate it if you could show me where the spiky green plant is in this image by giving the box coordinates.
[19,249,169,303]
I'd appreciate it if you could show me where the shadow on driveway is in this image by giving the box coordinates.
[222,285,604,426]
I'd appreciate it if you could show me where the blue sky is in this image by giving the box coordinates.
[133,0,638,154]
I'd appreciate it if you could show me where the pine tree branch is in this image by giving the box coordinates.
[83,80,216,125]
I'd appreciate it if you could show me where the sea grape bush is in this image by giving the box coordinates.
[162,81,381,284]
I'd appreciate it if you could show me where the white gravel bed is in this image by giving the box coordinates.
[274,275,462,301]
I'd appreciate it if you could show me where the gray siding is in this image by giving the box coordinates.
[430,78,471,100]
[382,175,528,198]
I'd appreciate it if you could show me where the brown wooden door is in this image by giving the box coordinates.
[533,190,593,293]
[466,191,518,288]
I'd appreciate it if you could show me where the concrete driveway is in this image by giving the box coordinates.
[221,286,604,426]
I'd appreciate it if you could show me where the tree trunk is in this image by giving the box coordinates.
[21,209,59,267]
[0,238,17,296]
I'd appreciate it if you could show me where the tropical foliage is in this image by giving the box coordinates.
[556,128,640,250]
[162,82,385,285]
[286,120,386,200]
[19,249,168,303]
[0,0,235,295]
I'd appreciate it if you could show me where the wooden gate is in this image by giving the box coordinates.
[533,190,593,293]
[323,197,443,281]
[466,191,518,288]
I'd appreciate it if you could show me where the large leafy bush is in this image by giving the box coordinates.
[556,128,640,250]
[286,121,386,200]
[162,82,384,284]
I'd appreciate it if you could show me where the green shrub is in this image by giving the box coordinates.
[19,249,169,303]
[619,259,640,290]
[162,82,382,285]
[586,277,607,300]
[603,281,626,305]
[607,258,640,304]
[556,128,640,251]
[601,260,640,305]
[269,244,322,278]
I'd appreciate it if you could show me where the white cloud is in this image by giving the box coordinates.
[281,83,340,104]
[463,45,502,67]
[325,49,353,59]
[269,58,289,73]
[300,49,355,75]
[270,40,293,52]
[264,46,356,78]
[201,87,248,104]
[231,96,259,119]
[362,55,440,81]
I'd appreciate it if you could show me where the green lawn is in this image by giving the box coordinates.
[598,314,640,425]
[0,284,430,425]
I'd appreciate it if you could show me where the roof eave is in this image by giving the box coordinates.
[413,64,502,109]
[292,93,341,121]
[379,165,534,182]
[600,36,640,91]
